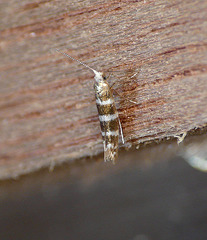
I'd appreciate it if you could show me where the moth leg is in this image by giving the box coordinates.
[109,67,140,86]
[118,117,125,145]
[112,88,139,105]
[103,132,107,161]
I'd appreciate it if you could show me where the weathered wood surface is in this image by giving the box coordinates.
[0,0,207,179]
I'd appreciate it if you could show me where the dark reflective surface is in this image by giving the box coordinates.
[0,136,207,240]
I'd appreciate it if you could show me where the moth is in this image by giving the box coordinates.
[56,49,125,163]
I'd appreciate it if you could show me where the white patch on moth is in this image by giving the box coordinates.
[96,98,114,105]
[96,84,103,92]
[94,71,104,83]
[106,143,113,149]
[105,143,118,150]
[102,130,119,137]
[99,113,118,122]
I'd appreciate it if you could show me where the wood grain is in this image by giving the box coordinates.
[0,0,207,179]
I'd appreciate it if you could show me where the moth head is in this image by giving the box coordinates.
[94,71,106,83]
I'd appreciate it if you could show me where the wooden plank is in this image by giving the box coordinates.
[0,0,207,179]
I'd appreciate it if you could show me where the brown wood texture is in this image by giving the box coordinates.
[0,0,207,179]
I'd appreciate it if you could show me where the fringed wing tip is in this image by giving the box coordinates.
[104,148,118,164]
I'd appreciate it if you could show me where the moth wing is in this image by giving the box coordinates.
[103,132,118,164]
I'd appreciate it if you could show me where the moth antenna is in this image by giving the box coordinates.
[56,48,98,74]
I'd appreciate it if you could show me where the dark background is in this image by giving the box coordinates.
[0,137,207,240]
